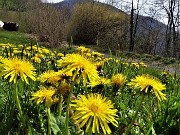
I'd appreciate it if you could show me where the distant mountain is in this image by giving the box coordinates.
[134,15,167,55]
[137,15,167,33]
[51,0,88,10]
[51,0,125,13]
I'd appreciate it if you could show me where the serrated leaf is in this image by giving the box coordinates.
[50,113,61,135]
[55,116,67,135]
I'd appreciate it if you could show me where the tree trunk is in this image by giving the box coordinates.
[129,1,134,52]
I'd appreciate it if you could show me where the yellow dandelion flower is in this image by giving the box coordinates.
[41,48,50,54]
[31,87,56,107]
[37,49,43,54]
[57,52,64,57]
[0,56,3,61]
[115,59,120,64]
[63,70,73,77]
[91,51,104,58]
[161,71,173,78]
[25,46,31,50]
[0,43,14,48]
[26,46,38,50]
[13,50,21,54]
[89,77,111,87]
[96,58,112,66]
[53,96,60,104]
[38,70,62,84]
[94,61,104,71]
[77,46,91,54]
[84,52,92,58]
[71,93,118,134]
[104,58,112,62]
[121,62,129,66]
[139,62,147,68]
[0,57,36,84]
[127,74,166,101]
[131,62,139,68]
[35,53,44,59]
[13,48,22,54]
[31,56,41,63]
[57,54,99,86]
[112,73,126,87]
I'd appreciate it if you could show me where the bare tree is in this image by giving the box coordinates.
[24,0,68,48]
[154,0,180,58]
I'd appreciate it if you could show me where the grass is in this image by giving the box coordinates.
[0,30,36,45]
[0,31,180,135]
[78,44,180,75]
[0,30,180,75]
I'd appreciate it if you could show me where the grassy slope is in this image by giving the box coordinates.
[0,30,35,45]
[0,30,180,75]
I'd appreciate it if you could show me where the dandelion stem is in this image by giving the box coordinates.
[57,94,63,116]
[47,107,51,135]
[125,94,145,135]
[65,82,75,135]
[14,83,26,127]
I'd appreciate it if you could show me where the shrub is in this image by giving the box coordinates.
[67,2,128,50]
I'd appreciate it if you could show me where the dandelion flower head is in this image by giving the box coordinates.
[127,74,166,101]
[91,51,104,59]
[131,62,140,68]
[0,57,36,84]
[88,77,111,87]
[57,52,64,57]
[112,73,126,87]
[76,46,91,54]
[38,70,62,84]
[57,54,99,86]
[26,45,38,51]
[31,87,56,107]
[71,93,118,134]
[41,48,50,54]
[13,48,22,54]
[31,56,41,63]
[139,62,147,68]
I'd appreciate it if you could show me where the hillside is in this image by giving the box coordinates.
[1,30,179,75]
[50,0,168,56]
[1,0,179,59]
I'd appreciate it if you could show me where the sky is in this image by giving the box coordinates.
[41,0,169,24]
[42,0,140,4]
[41,0,61,3]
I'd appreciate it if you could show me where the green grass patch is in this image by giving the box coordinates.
[0,30,35,45]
